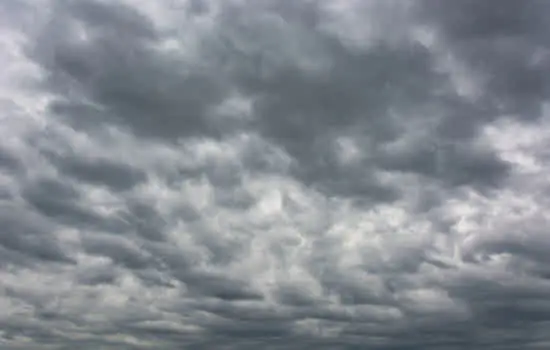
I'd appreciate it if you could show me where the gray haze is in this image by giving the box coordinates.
[1,0,550,348]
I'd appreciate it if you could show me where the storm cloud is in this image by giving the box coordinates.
[1,0,550,348]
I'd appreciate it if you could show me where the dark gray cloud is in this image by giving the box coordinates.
[48,152,147,191]
[29,0,514,200]
[31,0,231,140]
[2,0,550,349]
[0,147,21,172]
[418,0,550,119]
[20,176,124,231]
[0,205,75,266]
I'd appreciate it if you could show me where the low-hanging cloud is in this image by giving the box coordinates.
[1,0,550,349]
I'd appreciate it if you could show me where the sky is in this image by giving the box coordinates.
[1,0,550,349]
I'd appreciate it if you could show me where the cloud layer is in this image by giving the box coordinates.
[2,0,550,348]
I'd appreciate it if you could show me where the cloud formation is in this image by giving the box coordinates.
[1,0,550,348]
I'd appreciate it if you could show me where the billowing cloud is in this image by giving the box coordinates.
[1,0,550,349]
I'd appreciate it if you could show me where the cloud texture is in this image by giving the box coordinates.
[1,0,550,348]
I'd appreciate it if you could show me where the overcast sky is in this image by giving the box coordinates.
[1,0,550,349]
